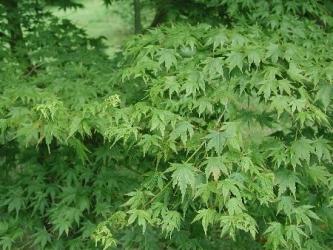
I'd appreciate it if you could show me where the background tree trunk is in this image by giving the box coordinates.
[1,0,31,67]
[150,0,169,28]
[133,0,142,34]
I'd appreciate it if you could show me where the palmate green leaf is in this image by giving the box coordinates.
[142,171,166,191]
[131,55,161,79]
[315,84,333,109]
[206,30,228,51]
[293,205,320,231]
[306,165,331,186]
[179,46,197,57]
[149,109,176,136]
[246,47,263,68]
[287,63,305,82]
[15,122,40,147]
[226,198,246,215]
[181,70,205,97]
[0,236,14,250]
[50,206,82,237]
[277,79,294,95]
[217,178,243,202]
[258,79,278,101]
[289,98,307,114]
[169,121,194,145]
[203,57,224,79]
[264,222,287,250]
[34,100,63,121]
[193,98,214,116]
[157,49,178,71]
[226,51,244,72]
[275,170,302,197]
[160,210,182,236]
[68,116,82,138]
[161,24,199,49]
[194,182,217,205]
[32,228,51,249]
[204,156,230,181]
[230,32,248,47]
[166,163,197,201]
[304,239,326,250]
[68,138,90,163]
[105,124,139,146]
[251,172,275,205]
[127,209,153,233]
[192,208,218,235]
[92,223,117,250]
[164,76,180,98]
[92,212,127,249]
[263,66,282,80]
[277,196,295,219]
[289,138,314,168]
[123,190,154,209]
[270,95,292,117]
[205,130,226,155]
[81,221,98,239]
[285,224,307,248]
[4,188,25,217]
[266,43,283,63]
[324,62,333,82]
[138,134,162,155]
[223,121,243,151]
[312,138,332,161]
[239,156,258,174]
[309,105,330,126]
[219,212,257,240]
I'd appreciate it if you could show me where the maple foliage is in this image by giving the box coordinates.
[106,18,333,249]
[0,0,333,249]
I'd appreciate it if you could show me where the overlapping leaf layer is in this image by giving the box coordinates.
[0,0,332,249]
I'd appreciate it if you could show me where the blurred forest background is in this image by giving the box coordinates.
[51,0,132,56]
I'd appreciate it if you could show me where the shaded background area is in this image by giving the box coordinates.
[50,0,154,56]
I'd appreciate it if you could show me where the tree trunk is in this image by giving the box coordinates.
[133,0,142,34]
[150,0,169,28]
[1,0,31,67]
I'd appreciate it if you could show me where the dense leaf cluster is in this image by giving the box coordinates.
[107,16,333,248]
[0,0,332,249]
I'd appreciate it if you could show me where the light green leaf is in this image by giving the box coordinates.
[158,49,178,71]
[264,222,287,250]
[128,209,153,233]
[285,224,307,248]
[192,208,218,235]
[169,121,194,145]
[161,210,182,236]
[275,171,301,197]
[226,51,244,72]
[289,138,313,167]
[246,47,263,67]
[226,198,245,215]
[204,156,230,181]
[166,163,197,201]
[205,130,226,155]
